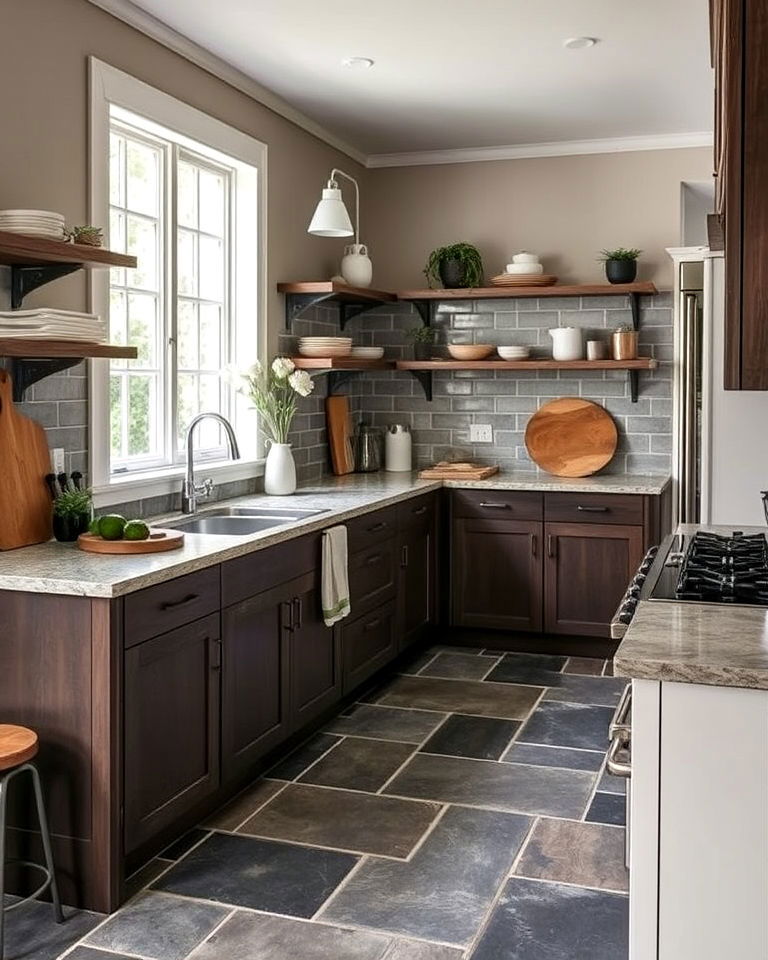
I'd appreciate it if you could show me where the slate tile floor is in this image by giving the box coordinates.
[19,647,627,960]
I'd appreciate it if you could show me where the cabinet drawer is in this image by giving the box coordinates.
[346,505,399,553]
[221,532,319,607]
[350,538,397,613]
[544,493,644,525]
[124,567,220,647]
[398,493,436,532]
[341,599,397,695]
[452,489,543,520]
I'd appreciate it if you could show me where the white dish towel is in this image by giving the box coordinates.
[322,525,351,626]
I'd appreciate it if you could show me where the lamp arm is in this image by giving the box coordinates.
[330,168,359,245]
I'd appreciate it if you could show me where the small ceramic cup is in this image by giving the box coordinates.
[586,339,608,361]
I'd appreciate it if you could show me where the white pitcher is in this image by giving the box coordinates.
[548,326,583,361]
[340,243,373,288]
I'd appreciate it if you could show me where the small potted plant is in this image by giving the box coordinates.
[424,242,484,289]
[52,488,93,542]
[406,326,440,360]
[612,323,640,360]
[599,247,642,284]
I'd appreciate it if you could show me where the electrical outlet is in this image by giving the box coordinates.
[52,448,65,473]
[469,424,493,444]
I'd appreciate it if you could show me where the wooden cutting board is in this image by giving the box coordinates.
[524,397,618,477]
[0,370,53,550]
[326,395,355,475]
[419,461,500,480]
[78,529,184,554]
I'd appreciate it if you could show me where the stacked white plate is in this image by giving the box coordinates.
[497,345,532,360]
[298,336,352,358]
[0,309,107,342]
[0,209,66,239]
[350,346,384,360]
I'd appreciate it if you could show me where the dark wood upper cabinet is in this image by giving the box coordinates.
[714,0,768,389]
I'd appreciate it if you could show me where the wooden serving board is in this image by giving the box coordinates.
[326,395,355,475]
[419,461,500,480]
[77,528,185,554]
[525,397,618,477]
[0,370,53,550]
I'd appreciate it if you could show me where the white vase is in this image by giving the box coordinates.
[264,441,296,495]
[340,243,373,288]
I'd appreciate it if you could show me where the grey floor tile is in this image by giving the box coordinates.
[400,649,442,675]
[1,901,102,960]
[159,827,210,860]
[124,857,173,900]
[153,831,357,916]
[321,806,532,946]
[325,704,447,743]
[375,675,543,719]
[587,792,627,826]
[419,653,497,680]
[66,949,139,960]
[420,715,520,761]
[501,742,604,772]
[384,941,465,960]
[517,701,614,751]
[203,779,285,830]
[385,753,595,819]
[597,768,627,795]
[470,877,628,960]
[495,653,567,672]
[266,733,343,780]
[85,891,228,960]
[239,783,441,858]
[543,674,627,706]
[564,656,606,676]
[514,817,628,892]
[299,737,416,792]
[483,653,567,687]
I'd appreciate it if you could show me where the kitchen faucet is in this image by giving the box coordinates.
[182,412,241,514]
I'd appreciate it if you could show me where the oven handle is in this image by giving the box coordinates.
[607,684,632,779]
[609,684,632,738]
[607,730,632,779]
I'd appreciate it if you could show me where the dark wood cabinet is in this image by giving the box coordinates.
[288,573,341,729]
[544,522,645,638]
[452,517,542,632]
[124,613,220,853]
[397,495,437,650]
[341,598,397,694]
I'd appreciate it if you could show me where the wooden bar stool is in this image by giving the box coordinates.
[0,725,63,958]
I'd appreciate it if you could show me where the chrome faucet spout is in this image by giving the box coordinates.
[182,412,241,514]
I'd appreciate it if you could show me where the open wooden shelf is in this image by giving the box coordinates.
[396,358,657,371]
[290,356,394,371]
[277,281,396,331]
[0,340,137,359]
[396,282,658,300]
[0,230,136,269]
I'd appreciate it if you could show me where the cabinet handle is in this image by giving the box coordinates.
[209,637,222,671]
[479,501,511,509]
[367,521,387,532]
[364,617,381,632]
[293,597,303,629]
[547,534,556,558]
[365,553,382,566]
[531,534,537,557]
[576,505,609,513]
[401,544,409,568]
[160,592,199,610]
[282,600,294,631]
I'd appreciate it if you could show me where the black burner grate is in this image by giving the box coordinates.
[676,531,768,604]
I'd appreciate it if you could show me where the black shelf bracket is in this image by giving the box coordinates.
[628,370,639,404]
[629,292,641,331]
[339,303,375,330]
[408,370,433,401]
[327,371,356,395]
[11,263,81,310]
[409,300,435,326]
[8,357,83,401]
[283,293,387,332]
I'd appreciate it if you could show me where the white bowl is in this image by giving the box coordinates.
[504,263,544,275]
[511,251,540,265]
[498,346,532,360]
[350,347,385,359]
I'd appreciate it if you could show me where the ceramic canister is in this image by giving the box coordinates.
[548,327,584,361]
[385,424,412,472]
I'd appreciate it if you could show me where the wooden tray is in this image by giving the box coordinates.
[77,528,184,554]
[524,397,618,477]
[419,461,500,480]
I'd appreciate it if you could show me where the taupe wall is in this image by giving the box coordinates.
[366,148,713,291]
[1,0,367,354]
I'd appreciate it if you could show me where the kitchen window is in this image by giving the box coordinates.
[89,60,266,505]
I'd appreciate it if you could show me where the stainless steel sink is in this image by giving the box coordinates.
[171,505,328,536]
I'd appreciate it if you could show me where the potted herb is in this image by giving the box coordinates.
[406,325,439,360]
[611,323,640,360]
[424,242,484,289]
[53,488,93,542]
[599,247,642,284]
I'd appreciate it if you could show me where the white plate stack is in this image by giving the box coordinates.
[0,309,107,343]
[0,209,66,240]
[297,337,352,358]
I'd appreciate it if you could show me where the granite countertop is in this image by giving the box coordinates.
[0,470,669,599]
[615,523,768,690]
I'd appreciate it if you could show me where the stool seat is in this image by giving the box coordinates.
[0,725,38,771]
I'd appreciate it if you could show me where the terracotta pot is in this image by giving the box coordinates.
[612,330,639,360]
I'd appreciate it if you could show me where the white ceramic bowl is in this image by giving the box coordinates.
[350,347,385,359]
[511,251,540,265]
[504,263,544,275]
[498,346,531,360]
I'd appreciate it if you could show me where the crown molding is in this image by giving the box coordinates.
[85,0,367,166]
[366,131,714,168]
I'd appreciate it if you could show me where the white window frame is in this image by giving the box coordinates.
[89,58,267,507]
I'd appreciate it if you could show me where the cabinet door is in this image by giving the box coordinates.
[341,599,397,695]
[544,522,644,637]
[221,584,291,783]
[289,573,341,731]
[452,518,542,632]
[124,614,220,853]
[398,507,436,651]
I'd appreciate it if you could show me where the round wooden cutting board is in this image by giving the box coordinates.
[524,397,618,477]
[77,528,184,554]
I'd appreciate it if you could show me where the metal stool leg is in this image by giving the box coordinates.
[28,764,63,924]
[0,776,7,960]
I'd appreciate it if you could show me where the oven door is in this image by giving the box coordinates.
[607,683,632,868]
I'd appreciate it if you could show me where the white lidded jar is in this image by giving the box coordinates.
[340,243,373,288]
[385,423,412,472]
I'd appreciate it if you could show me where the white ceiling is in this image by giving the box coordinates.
[115,0,713,160]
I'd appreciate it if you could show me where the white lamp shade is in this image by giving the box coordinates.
[307,187,354,237]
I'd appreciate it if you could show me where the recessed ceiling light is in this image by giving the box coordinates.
[563,37,598,50]
[342,56,375,69]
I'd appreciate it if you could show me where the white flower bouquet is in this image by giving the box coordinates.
[241,357,315,444]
